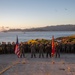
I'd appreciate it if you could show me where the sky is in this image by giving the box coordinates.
[0,0,75,30]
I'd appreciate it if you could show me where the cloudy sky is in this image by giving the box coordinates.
[0,0,75,29]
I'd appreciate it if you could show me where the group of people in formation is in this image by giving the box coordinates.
[0,41,75,58]
[19,42,60,58]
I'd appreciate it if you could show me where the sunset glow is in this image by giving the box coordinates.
[0,0,75,29]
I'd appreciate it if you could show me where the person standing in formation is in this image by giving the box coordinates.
[45,43,52,58]
[30,44,36,58]
[55,42,60,58]
[19,42,25,58]
[39,43,44,58]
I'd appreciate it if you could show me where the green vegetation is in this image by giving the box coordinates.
[56,35,75,43]
[27,35,75,44]
[27,39,51,44]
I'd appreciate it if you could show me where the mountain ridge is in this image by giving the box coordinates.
[4,24,75,32]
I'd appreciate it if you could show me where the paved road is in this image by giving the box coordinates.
[0,54,75,75]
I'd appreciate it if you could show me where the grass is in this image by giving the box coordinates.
[56,35,75,43]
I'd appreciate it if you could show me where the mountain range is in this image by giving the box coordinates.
[6,24,75,32]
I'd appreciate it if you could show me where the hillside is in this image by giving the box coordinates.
[56,35,75,43]
[5,25,75,32]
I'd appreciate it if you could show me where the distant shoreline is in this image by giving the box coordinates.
[1,25,75,32]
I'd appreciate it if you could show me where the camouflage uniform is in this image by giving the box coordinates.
[19,43,25,58]
[7,42,12,54]
[2,42,7,54]
[45,44,52,58]
[55,43,60,58]
[66,42,71,53]
[39,44,44,58]
[62,43,66,53]
[30,44,36,58]
[0,43,2,54]
[12,42,16,53]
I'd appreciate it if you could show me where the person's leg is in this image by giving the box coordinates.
[46,52,48,58]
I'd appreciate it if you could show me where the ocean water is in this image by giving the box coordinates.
[0,31,75,43]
